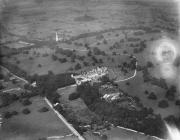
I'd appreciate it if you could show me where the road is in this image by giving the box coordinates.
[44,97,85,140]
[114,61,137,82]
[1,87,21,93]
[110,53,138,82]
[116,126,164,140]
[47,134,73,139]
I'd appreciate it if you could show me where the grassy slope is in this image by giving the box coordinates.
[57,85,98,124]
[0,96,71,140]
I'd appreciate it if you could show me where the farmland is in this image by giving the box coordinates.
[0,96,72,140]
[0,0,180,140]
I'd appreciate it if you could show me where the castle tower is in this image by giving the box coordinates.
[55,32,59,42]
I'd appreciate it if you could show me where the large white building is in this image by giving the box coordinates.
[71,67,108,85]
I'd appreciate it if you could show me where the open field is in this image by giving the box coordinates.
[1,0,178,76]
[0,96,72,140]
[97,127,161,140]
[118,70,180,118]
[1,0,172,39]
[2,40,135,77]
[84,127,163,140]
[0,0,179,139]
[0,0,177,44]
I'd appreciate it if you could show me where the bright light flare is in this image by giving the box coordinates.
[166,123,180,140]
[150,37,179,80]
[154,38,178,64]
[160,64,177,79]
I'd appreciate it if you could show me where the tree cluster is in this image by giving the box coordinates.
[75,83,167,138]
[93,47,106,56]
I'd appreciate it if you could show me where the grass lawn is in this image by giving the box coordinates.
[117,71,180,118]
[0,96,71,140]
[57,85,99,124]
[3,50,73,76]
[84,126,161,140]
[99,127,160,140]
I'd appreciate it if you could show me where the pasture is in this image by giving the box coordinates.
[0,96,71,140]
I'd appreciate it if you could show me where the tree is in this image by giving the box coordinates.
[147,61,154,68]
[38,64,42,67]
[1,93,18,106]
[48,70,54,76]
[77,83,100,106]
[126,82,130,86]
[158,100,169,108]
[59,58,67,63]
[12,79,17,84]
[165,85,176,101]
[39,107,49,113]
[22,99,32,106]
[69,92,80,100]
[84,43,89,49]
[22,108,31,114]
[54,104,65,115]
[52,54,58,61]
[74,63,81,70]
[164,115,177,125]
[16,60,20,64]
[76,55,85,61]
[93,47,101,55]
[103,39,108,44]
[174,56,180,67]
[24,83,31,90]
[148,92,157,100]
[123,62,128,67]
[87,50,92,56]
[133,48,139,53]
[175,99,180,106]
[83,61,89,66]
[112,52,116,55]
[92,56,98,63]
[144,90,149,95]
[4,111,12,119]
[71,54,76,62]
[113,42,120,48]
[100,76,110,84]
[0,83,5,90]
[99,59,103,64]
[11,111,18,116]
[29,57,33,60]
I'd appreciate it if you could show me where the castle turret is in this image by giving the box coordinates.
[55,32,59,42]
